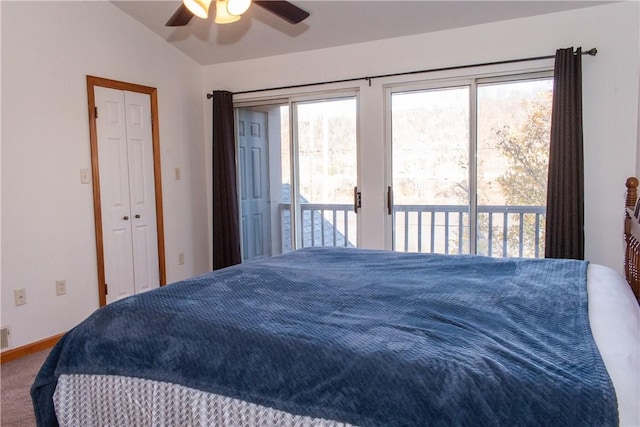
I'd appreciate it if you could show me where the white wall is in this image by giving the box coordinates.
[638,35,640,175]
[203,1,640,272]
[1,2,210,349]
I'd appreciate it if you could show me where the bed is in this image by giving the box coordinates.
[32,181,640,427]
[624,176,640,303]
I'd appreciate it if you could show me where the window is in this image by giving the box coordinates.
[389,73,552,257]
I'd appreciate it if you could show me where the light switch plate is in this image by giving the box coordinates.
[80,169,90,184]
[14,289,26,306]
[56,280,66,296]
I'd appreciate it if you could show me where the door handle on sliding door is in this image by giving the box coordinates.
[353,187,361,213]
[387,186,393,215]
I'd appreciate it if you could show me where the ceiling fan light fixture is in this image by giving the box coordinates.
[183,0,212,19]
[227,0,251,16]
[215,0,241,24]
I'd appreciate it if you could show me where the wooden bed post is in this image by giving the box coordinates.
[625,177,638,211]
[624,177,640,301]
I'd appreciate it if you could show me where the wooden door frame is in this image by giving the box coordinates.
[86,75,166,307]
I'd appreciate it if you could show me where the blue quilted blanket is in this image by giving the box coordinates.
[32,247,617,426]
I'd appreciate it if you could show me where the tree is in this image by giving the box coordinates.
[492,92,551,257]
[495,94,551,207]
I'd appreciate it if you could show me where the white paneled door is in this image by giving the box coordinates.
[237,108,272,260]
[95,86,159,304]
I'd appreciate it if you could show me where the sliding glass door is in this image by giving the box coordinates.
[389,73,552,258]
[236,94,358,261]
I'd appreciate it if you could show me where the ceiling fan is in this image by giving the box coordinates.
[166,0,310,26]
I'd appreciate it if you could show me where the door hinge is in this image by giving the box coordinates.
[94,106,98,119]
[104,282,108,295]
[151,114,154,125]
[353,187,361,213]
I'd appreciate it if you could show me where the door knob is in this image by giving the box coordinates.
[123,216,129,220]
[135,214,141,219]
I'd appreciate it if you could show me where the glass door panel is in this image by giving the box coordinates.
[476,78,552,257]
[294,97,358,248]
[391,87,470,254]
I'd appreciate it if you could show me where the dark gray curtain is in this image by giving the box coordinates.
[212,91,241,269]
[545,47,584,259]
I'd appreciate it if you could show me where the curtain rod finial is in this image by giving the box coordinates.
[586,48,597,56]
[206,93,214,99]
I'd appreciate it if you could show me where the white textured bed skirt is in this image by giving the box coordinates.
[54,374,354,427]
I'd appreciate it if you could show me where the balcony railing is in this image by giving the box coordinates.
[278,203,546,258]
[394,204,546,258]
[279,203,356,251]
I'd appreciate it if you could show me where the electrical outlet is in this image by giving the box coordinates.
[56,280,67,296]
[178,253,185,265]
[14,289,26,306]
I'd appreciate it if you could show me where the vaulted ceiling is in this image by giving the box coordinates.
[112,1,610,66]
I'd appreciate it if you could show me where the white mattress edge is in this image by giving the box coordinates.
[588,264,640,427]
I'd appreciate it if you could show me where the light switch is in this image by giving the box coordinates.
[14,289,26,306]
[175,167,182,180]
[56,280,67,296]
[80,169,90,184]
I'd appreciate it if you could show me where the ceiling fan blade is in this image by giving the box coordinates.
[253,1,309,24]
[166,3,194,27]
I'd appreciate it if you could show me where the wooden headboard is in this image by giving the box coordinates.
[624,177,640,301]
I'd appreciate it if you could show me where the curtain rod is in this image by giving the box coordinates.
[206,47,597,99]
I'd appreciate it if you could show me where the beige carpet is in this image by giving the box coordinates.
[1,349,50,426]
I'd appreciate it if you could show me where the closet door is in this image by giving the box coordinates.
[123,91,160,295]
[95,87,159,304]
